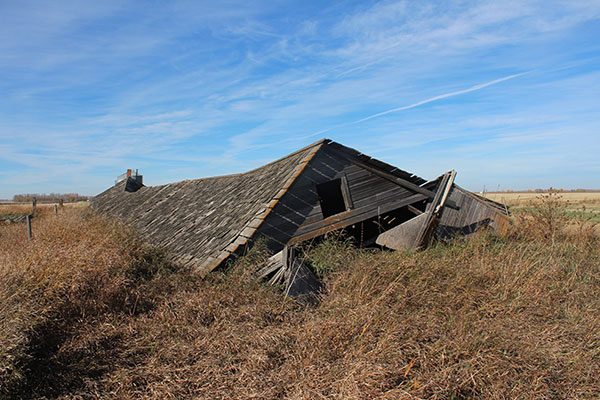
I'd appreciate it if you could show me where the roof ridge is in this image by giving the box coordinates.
[239,138,329,176]
[137,139,330,190]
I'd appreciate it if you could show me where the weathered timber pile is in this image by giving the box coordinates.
[92,139,510,289]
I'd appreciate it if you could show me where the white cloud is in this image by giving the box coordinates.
[1,0,599,197]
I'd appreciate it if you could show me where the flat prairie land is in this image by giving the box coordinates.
[484,191,600,206]
[0,201,88,219]
[484,192,600,224]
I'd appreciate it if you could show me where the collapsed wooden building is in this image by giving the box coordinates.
[92,139,509,301]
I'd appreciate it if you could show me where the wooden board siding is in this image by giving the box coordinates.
[436,184,510,238]
[255,144,426,248]
[92,138,508,277]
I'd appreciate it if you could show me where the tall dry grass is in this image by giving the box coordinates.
[1,201,599,399]
[0,207,184,398]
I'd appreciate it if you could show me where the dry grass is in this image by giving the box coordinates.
[0,202,88,220]
[486,192,600,219]
[1,201,599,399]
[484,191,600,204]
[0,206,183,398]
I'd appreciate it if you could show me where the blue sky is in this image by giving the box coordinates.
[1,0,599,199]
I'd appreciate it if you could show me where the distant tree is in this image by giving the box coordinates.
[12,193,89,203]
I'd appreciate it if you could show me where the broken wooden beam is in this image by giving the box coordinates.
[376,213,429,250]
[376,171,455,251]
[327,146,458,208]
[407,205,423,215]
[289,193,428,244]
[255,250,285,281]
[413,171,452,248]
[434,170,456,214]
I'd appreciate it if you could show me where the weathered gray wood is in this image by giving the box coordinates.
[91,138,508,279]
[407,205,423,215]
[32,197,37,215]
[256,250,284,280]
[327,146,458,208]
[340,174,353,210]
[269,265,287,285]
[326,142,426,185]
[290,193,427,244]
[92,140,323,276]
[285,258,322,305]
[376,213,429,250]
[54,204,58,215]
[434,184,510,239]
[413,171,452,248]
[435,170,456,213]
[26,215,32,239]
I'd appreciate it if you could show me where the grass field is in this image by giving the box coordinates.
[484,191,600,206]
[485,191,600,224]
[1,197,599,399]
[0,201,88,220]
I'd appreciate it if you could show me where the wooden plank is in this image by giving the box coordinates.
[302,211,324,227]
[274,199,312,221]
[256,251,284,280]
[310,154,346,177]
[413,171,453,248]
[290,193,427,244]
[269,266,286,285]
[319,147,354,172]
[264,209,303,230]
[340,174,354,210]
[327,145,459,207]
[352,186,412,209]
[304,164,336,181]
[435,170,456,213]
[257,221,295,242]
[376,213,429,250]
[278,190,317,211]
[407,205,423,215]
[350,179,400,202]
[344,163,373,181]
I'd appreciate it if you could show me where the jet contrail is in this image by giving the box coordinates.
[287,72,528,144]
[353,72,528,124]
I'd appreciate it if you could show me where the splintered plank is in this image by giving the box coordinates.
[326,145,458,206]
[290,193,428,244]
[256,251,285,280]
[376,213,429,250]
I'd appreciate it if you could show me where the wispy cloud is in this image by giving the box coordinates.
[353,72,529,124]
[0,1,599,197]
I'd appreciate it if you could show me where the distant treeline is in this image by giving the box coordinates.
[12,193,89,203]
[495,189,600,193]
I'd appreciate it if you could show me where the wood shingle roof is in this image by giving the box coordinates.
[92,139,428,275]
[92,140,326,274]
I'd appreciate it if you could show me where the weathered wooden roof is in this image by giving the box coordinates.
[92,139,425,275]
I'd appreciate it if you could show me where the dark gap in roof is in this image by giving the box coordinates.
[316,179,346,218]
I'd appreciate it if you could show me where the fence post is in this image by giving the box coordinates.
[54,204,58,215]
[27,215,32,239]
[32,197,37,215]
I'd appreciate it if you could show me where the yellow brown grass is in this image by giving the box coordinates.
[484,191,600,206]
[0,206,182,398]
[1,200,599,399]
